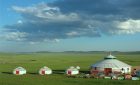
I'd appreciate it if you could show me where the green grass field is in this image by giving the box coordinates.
[0,53,140,85]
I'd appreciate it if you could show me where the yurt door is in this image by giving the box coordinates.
[42,70,45,75]
[16,70,19,74]
[104,68,112,75]
[68,70,71,75]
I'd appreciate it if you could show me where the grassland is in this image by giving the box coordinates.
[0,52,140,85]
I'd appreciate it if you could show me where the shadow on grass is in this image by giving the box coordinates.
[1,70,90,75]
[2,71,39,75]
[53,70,65,74]
[2,72,13,74]
[28,72,38,75]
[53,70,90,74]
[80,70,90,74]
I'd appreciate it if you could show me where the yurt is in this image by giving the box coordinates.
[66,66,79,75]
[76,66,80,70]
[39,66,52,75]
[90,55,131,75]
[13,67,26,75]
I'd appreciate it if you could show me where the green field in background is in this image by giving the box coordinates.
[0,53,140,85]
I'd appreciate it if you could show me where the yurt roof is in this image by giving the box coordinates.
[67,68,78,71]
[104,55,116,59]
[15,67,26,71]
[40,66,52,70]
[91,55,131,68]
[67,66,79,71]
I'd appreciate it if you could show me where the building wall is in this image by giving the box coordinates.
[90,67,131,74]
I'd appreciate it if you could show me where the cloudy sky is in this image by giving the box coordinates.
[0,0,140,52]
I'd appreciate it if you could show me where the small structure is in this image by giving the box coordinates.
[13,67,26,75]
[66,66,79,75]
[132,66,140,77]
[90,55,131,76]
[39,66,52,75]
[76,66,80,70]
[132,77,140,80]
[124,74,132,80]
[136,70,140,77]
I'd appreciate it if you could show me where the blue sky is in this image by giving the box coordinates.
[0,0,140,52]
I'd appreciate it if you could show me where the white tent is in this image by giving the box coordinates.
[66,66,79,75]
[76,66,80,70]
[39,66,52,75]
[90,55,131,75]
[13,67,26,75]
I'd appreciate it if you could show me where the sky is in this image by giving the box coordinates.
[0,0,140,52]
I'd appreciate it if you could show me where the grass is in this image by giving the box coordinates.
[0,53,140,85]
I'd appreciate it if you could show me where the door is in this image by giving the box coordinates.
[68,70,71,75]
[16,70,19,74]
[42,70,45,75]
[104,68,112,75]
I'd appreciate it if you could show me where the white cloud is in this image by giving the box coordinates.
[29,41,38,45]
[54,39,60,42]
[12,3,80,23]
[17,20,23,24]
[66,31,79,36]
[43,38,60,43]
[0,31,28,41]
[117,19,140,34]
[1,1,140,43]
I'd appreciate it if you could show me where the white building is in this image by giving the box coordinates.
[39,66,52,75]
[66,66,79,75]
[13,67,26,75]
[90,55,131,75]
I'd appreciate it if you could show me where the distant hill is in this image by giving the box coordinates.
[34,51,140,54]
[1,51,140,55]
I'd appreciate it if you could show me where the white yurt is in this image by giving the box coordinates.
[66,66,79,75]
[39,66,52,75]
[13,67,26,75]
[76,66,80,70]
[90,55,131,75]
